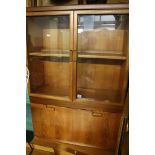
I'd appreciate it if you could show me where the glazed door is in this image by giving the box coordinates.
[73,10,129,104]
[27,11,73,101]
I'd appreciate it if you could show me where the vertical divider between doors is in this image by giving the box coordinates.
[70,11,74,101]
[72,11,78,101]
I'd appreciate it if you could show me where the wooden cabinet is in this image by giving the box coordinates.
[27,4,129,155]
[31,103,121,149]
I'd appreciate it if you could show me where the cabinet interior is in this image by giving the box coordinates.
[27,13,128,104]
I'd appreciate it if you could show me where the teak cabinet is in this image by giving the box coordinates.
[27,4,129,155]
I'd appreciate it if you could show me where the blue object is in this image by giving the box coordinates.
[26,88,33,131]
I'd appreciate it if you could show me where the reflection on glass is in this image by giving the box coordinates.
[77,14,128,102]
[27,16,70,53]
[78,15,128,55]
[77,59,123,102]
[27,16,70,97]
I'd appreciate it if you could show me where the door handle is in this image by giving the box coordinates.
[46,105,55,111]
[92,111,103,117]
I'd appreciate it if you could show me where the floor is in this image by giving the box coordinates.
[26,147,54,155]
[26,88,33,131]
[26,144,115,155]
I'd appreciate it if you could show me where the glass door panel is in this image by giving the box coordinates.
[77,59,123,102]
[27,15,72,98]
[77,14,128,55]
[76,14,129,103]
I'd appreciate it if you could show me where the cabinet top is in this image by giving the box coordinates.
[26,4,129,12]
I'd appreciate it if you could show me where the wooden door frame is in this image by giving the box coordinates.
[72,9,129,104]
[26,11,74,102]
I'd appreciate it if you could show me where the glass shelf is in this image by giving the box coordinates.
[78,52,126,60]
[29,52,70,57]
[29,51,126,60]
